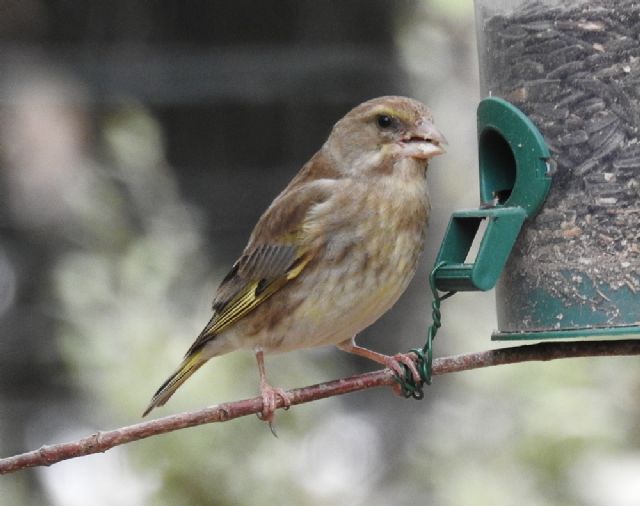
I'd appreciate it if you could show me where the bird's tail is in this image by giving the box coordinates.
[143,352,207,417]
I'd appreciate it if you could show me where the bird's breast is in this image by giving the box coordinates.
[279,173,430,348]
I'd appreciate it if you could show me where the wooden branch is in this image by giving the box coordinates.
[2,339,640,475]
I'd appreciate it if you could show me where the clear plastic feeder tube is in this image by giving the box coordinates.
[474,0,640,336]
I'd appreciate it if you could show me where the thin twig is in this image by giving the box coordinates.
[1,339,640,475]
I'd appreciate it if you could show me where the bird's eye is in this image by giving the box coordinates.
[376,114,393,129]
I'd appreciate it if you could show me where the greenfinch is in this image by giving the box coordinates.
[143,96,446,422]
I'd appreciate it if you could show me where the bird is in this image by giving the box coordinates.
[143,96,447,424]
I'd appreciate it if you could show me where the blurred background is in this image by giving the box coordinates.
[1,0,640,504]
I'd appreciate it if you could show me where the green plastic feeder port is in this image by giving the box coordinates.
[434,96,550,293]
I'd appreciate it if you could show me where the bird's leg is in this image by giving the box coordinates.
[337,337,422,388]
[255,349,291,430]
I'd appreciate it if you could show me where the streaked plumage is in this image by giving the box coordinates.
[144,96,446,422]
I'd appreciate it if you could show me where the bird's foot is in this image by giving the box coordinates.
[257,382,292,436]
[383,353,422,396]
[336,339,424,397]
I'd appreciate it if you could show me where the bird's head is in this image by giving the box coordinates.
[325,96,447,175]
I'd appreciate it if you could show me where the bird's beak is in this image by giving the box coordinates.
[400,119,448,160]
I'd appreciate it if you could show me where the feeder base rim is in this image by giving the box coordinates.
[492,325,640,341]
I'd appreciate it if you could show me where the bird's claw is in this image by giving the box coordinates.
[384,353,422,395]
[257,384,291,435]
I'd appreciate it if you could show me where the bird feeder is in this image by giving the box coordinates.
[435,0,640,340]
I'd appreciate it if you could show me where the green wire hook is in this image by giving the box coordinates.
[395,261,455,399]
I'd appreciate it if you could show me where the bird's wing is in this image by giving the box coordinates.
[185,179,333,355]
